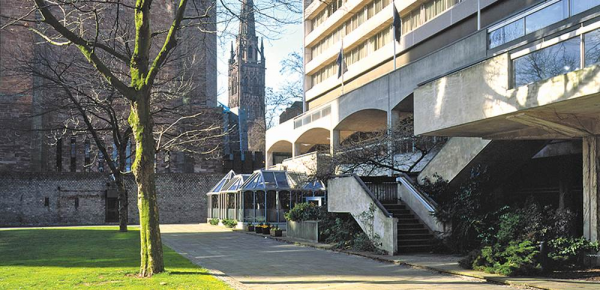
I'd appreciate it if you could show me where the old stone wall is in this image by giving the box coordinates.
[0,172,222,227]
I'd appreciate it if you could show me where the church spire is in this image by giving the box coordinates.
[239,0,256,39]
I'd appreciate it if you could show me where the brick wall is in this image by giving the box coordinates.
[0,172,222,227]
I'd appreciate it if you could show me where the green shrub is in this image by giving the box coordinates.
[472,240,541,276]
[209,218,219,225]
[222,219,238,228]
[547,236,599,269]
[285,203,324,222]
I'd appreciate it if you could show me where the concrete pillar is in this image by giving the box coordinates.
[387,110,402,176]
[330,130,340,155]
[583,136,599,242]
[265,151,272,168]
[293,142,301,158]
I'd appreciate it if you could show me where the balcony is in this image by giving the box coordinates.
[414,23,600,139]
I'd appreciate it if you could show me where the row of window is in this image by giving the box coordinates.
[489,0,600,49]
[311,27,392,87]
[311,0,346,31]
[310,0,391,61]
[56,137,131,173]
[401,0,463,35]
[513,28,600,87]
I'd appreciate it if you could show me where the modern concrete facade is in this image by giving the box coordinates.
[266,0,600,253]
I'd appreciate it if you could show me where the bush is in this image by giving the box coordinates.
[284,203,323,222]
[209,218,219,225]
[547,237,599,269]
[222,219,238,228]
[472,240,541,276]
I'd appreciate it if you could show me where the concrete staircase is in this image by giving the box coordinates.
[382,202,434,253]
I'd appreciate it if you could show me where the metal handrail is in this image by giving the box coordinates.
[397,173,438,212]
[333,174,393,218]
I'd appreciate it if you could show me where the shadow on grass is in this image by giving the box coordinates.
[0,228,196,270]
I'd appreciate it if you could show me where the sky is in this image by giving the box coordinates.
[215,2,304,106]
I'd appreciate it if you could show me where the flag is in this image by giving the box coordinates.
[336,45,344,78]
[393,4,402,42]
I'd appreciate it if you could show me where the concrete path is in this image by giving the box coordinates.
[160,224,516,290]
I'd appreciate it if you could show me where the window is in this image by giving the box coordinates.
[56,138,62,172]
[525,1,568,34]
[84,139,91,172]
[70,136,76,172]
[98,151,104,172]
[571,0,600,15]
[489,0,600,49]
[585,29,600,66]
[513,37,580,87]
[489,19,524,48]
[402,0,460,34]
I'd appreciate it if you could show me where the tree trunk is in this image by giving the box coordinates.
[115,174,129,232]
[129,94,164,276]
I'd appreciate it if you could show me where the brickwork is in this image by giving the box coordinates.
[0,0,221,174]
[0,172,222,227]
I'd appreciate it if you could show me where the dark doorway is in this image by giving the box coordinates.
[105,189,119,223]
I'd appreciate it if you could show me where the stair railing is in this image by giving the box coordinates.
[396,173,448,234]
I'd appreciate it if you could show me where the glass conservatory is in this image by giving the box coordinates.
[206,169,327,227]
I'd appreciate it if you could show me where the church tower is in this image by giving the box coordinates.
[228,0,266,153]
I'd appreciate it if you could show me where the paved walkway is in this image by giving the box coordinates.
[160,224,515,290]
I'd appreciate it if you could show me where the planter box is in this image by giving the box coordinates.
[270,229,283,237]
[261,227,270,234]
[286,220,319,242]
[254,226,262,233]
[247,225,255,232]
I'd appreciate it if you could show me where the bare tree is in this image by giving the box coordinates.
[333,115,447,176]
[2,0,301,276]
[265,51,302,128]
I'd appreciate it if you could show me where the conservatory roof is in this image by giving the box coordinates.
[240,170,297,191]
[221,174,251,192]
[301,179,326,191]
[207,170,236,194]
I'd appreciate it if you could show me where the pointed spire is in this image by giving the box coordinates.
[239,0,256,39]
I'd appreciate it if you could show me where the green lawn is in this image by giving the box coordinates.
[0,227,230,289]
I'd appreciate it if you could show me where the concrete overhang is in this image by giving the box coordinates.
[414,53,600,140]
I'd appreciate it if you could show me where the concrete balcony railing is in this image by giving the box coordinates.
[414,52,600,138]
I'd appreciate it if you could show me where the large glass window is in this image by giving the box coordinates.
[243,191,254,222]
[489,19,524,48]
[525,1,568,34]
[267,190,278,223]
[513,37,580,87]
[571,0,600,15]
[585,29,600,66]
[255,191,266,223]
[278,190,291,222]
[489,0,600,49]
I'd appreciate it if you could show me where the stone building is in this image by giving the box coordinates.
[0,0,220,174]
[0,0,224,226]
[227,0,267,153]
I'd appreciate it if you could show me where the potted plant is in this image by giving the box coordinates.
[255,223,263,234]
[261,223,271,234]
[270,226,282,237]
[247,223,255,232]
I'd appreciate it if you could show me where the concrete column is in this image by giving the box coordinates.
[583,136,599,242]
[387,111,402,176]
[330,130,340,155]
[265,151,272,168]
[293,142,301,158]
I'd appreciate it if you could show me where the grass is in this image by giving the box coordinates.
[0,227,231,289]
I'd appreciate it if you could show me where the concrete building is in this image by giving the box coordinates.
[266,0,600,254]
